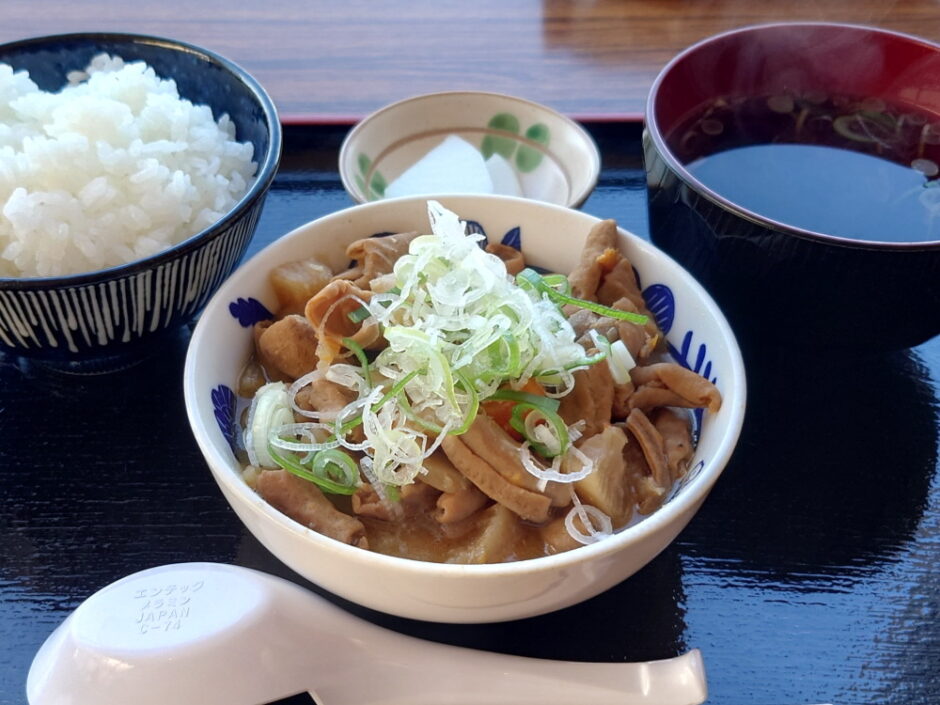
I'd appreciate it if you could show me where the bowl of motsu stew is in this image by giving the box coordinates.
[184,194,746,623]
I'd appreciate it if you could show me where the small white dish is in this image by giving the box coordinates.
[339,91,601,207]
[183,194,746,624]
[27,562,709,705]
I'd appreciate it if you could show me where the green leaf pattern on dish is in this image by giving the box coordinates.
[516,123,550,172]
[359,113,550,201]
[357,151,386,200]
[370,170,387,198]
[481,112,549,173]
[481,113,521,160]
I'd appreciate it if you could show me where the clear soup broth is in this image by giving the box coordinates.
[668,93,940,243]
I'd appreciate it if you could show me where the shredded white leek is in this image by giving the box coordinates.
[519,440,595,487]
[299,200,588,486]
[254,202,607,497]
[564,485,614,545]
[288,370,325,419]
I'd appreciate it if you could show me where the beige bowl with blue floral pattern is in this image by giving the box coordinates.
[339,91,600,208]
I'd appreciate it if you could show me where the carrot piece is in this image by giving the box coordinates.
[480,379,546,440]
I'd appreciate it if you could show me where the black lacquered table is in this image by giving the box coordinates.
[2,123,938,705]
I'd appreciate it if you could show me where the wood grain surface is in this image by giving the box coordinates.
[3,0,940,121]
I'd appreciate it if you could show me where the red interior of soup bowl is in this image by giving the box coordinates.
[649,22,940,139]
[642,22,940,351]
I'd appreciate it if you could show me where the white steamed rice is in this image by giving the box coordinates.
[0,53,258,278]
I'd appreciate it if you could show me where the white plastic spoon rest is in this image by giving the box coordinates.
[26,562,708,705]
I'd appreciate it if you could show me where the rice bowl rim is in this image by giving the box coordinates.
[0,31,283,289]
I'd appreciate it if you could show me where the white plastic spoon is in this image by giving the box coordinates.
[26,562,708,705]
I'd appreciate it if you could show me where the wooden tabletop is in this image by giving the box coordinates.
[4,0,940,122]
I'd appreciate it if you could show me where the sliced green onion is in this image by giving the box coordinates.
[833,113,893,144]
[364,287,401,313]
[347,305,373,324]
[588,330,634,385]
[516,268,648,324]
[342,337,371,390]
[397,393,445,434]
[860,110,897,130]
[311,448,360,490]
[246,381,295,467]
[477,332,522,381]
[487,388,560,412]
[486,389,567,456]
[449,370,480,435]
[509,403,570,457]
[373,369,420,412]
[519,441,595,486]
[268,443,358,495]
[336,370,421,436]
[608,338,636,384]
[534,348,607,377]
[539,273,572,296]
[270,423,342,453]
[396,369,478,436]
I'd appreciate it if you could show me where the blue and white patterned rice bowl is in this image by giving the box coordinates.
[184,194,747,623]
[0,33,282,372]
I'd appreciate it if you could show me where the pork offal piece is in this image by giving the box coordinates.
[596,256,649,312]
[566,218,663,351]
[418,451,491,523]
[625,407,671,488]
[353,480,438,521]
[441,434,552,523]
[346,231,420,288]
[305,278,383,371]
[539,515,583,554]
[436,484,489,524]
[256,469,368,548]
[568,219,619,301]
[459,413,569,507]
[620,428,666,515]
[652,407,695,481]
[484,242,526,275]
[621,407,697,514]
[558,353,614,439]
[629,362,722,414]
[570,296,660,364]
[294,376,358,418]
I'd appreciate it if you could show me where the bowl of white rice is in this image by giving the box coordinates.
[0,33,282,371]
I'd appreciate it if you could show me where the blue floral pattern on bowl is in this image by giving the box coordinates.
[229,297,273,328]
[212,384,239,453]
[500,226,522,250]
[465,220,489,249]
[642,283,675,335]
